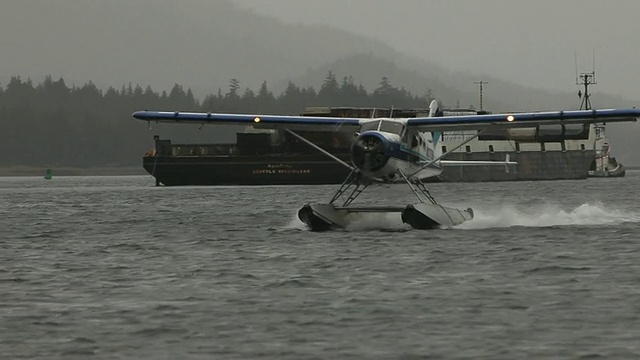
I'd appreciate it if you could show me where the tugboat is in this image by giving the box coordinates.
[576,66,626,178]
[588,130,626,177]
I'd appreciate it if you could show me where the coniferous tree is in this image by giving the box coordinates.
[241,87,256,111]
[339,76,369,106]
[221,78,242,111]
[279,81,305,114]
[256,81,276,113]
[0,73,437,170]
[318,70,340,105]
[228,78,240,97]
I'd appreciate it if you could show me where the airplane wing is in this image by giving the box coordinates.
[406,108,640,131]
[134,108,640,132]
[132,110,363,132]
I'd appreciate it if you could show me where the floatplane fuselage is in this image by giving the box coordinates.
[132,100,640,231]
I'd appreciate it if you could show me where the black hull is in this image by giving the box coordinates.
[144,155,352,186]
[144,150,596,186]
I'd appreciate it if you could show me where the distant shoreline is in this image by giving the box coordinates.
[2,165,638,177]
[0,166,147,177]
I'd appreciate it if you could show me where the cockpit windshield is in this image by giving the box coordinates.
[379,120,405,136]
[359,120,380,132]
[359,120,405,136]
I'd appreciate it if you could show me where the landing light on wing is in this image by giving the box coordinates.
[507,115,515,122]
[254,117,261,123]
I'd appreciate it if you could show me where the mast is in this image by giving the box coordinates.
[576,50,596,110]
[576,51,607,173]
[474,80,488,111]
[576,71,596,110]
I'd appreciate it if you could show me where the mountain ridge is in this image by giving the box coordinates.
[1,0,638,163]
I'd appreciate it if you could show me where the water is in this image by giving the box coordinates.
[2,173,640,359]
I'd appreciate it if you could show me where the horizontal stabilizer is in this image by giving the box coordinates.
[438,154,516,173]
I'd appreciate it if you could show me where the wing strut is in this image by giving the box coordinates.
[409,129,487,178]
[284,129,354,171]
[329,169,368,207]
[398,170,437,204]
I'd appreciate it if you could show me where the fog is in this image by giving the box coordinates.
[1,0,639,165]
[2,0,637,100]
[232,0,640,101]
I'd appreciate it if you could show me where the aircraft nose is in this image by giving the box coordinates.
[351,132,390,172]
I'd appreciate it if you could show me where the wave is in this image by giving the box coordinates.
[284,202,639,232]
[457,202,640,229]
[284,212,308,230]
[344,212,408,231]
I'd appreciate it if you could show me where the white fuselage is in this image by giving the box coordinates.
[351,118,443,182]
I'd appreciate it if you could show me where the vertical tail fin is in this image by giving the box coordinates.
[428,99,439,117]
[429,99,442,153]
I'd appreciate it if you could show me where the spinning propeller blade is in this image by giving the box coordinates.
[352,135,387,171]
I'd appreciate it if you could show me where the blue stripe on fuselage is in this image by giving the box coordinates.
[358,131,440,170]
[394,144,440,170]
[432,131,441,145]
[397,144,427,161]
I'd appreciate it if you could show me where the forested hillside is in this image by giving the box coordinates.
[0,73,436,170]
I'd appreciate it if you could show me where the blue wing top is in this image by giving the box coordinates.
[406,108,640,131]
[132,111,363,132]
[133,108,639,132]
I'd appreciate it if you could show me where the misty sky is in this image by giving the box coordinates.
[232,0,640,100]
[1,0,638,102]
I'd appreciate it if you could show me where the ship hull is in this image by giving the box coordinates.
[433,150,595,182]
[144,155,353,186]
[144,149,595,185]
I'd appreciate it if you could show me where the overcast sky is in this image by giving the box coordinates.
[232,0,640,100]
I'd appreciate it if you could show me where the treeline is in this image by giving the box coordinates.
[0,72,433,168]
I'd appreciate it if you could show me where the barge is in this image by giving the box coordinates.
[141,106,606,185]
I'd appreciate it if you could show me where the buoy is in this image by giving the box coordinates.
[44,169,52,180]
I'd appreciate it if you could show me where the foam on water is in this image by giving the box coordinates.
[344,212,408,231]
[284,212,308,230]
[457,202,640,229]
[285,202,640,232]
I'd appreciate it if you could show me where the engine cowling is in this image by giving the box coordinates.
[351,132,390,173]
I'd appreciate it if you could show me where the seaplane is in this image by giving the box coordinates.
[132,100,639,231]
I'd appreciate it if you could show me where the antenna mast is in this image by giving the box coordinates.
[575,50,597,110]
[473,80,488,111]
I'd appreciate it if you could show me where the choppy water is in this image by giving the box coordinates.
[2,172,640,359]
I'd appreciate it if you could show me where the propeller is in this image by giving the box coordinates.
[351,134,388,171]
